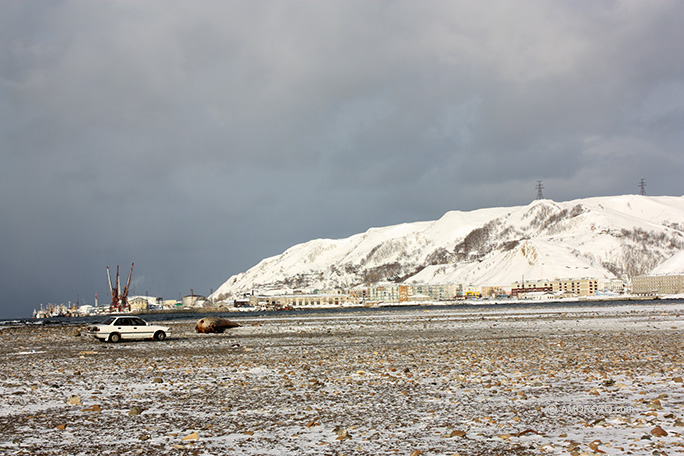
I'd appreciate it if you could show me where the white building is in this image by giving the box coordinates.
[182,294,210,307]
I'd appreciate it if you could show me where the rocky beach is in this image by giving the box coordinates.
[1,302,684,455]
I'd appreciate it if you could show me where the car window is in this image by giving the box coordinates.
[101,317,116,325]
[131,318,146,326]
[119,318,131,326]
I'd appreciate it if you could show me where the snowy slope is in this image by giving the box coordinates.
[407,239,615,285]
[211,195,684,301]
[651,250,684,275]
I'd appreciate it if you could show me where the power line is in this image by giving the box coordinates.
[536,180,544,200]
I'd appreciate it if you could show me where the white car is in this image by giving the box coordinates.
[87,316,170,343]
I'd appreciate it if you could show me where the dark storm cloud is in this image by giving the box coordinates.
[1,0,683,318]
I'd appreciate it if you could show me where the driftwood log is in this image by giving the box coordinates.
[195,317,241,334]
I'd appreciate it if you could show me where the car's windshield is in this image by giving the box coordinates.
[101,317,116,325]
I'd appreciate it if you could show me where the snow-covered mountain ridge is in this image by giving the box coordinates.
[211,195,684,301]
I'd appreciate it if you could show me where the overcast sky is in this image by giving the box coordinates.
[1,1,683,319]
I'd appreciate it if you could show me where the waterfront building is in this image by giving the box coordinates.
[632,274,684,295]
[552,278,599,296]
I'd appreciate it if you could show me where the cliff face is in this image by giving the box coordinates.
[211,195,684,302]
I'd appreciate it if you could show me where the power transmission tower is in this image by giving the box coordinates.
[536,180,544,200]
[639,178,646,196]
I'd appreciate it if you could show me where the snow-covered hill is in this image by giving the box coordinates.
[211,195,684,302]
[651,250,684,275]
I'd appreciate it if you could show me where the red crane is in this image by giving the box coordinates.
[107,263,134,313]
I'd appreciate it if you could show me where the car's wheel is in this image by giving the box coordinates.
[109,332,121,343]
[153,331,166,341]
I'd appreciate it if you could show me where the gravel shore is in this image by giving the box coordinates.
[1,303,684,455]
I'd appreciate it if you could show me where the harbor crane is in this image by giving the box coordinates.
[107,263,134,313]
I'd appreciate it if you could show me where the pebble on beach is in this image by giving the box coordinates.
[1,303,684,455]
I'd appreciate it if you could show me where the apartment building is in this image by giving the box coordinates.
[510,280,553,297]
[356,283,463,304]
[632,274,684,295]
[257,292,356,308]
[552,278,599,296]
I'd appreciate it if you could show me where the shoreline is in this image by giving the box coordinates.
[15,294,681,321]
[7,295,683,328]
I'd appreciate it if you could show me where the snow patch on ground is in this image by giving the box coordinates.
[1,302,684,455]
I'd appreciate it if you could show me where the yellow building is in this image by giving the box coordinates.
[398,285,411,302]
[552,278,598,296]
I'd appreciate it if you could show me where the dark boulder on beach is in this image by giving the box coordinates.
[195,317,241,333]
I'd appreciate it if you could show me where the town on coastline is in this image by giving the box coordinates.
[33,272,684,318]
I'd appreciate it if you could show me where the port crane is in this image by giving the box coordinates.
[107,263,134,313]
